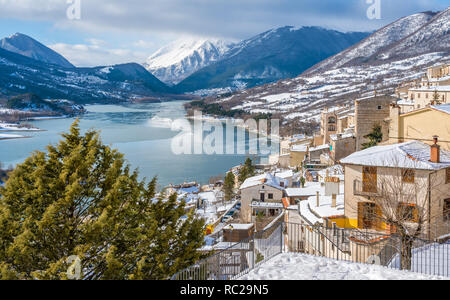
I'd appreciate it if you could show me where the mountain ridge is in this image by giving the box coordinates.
[0,33,75,69]
[173,26,370,94]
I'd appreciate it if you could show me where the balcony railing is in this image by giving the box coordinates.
[353,180,379,196]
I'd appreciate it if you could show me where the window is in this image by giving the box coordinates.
[377,105,382,110]
[362,166,377,193]
[446,168,450,184]
[358,202,382,230]
[402,169,415,183]
[328,125,336,132]
[268,193,274,200]
[397,203,419,222]
[444,199,450,221]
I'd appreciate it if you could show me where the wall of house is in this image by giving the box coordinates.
[331,136,356,162]
[408,90,450,109]
[389,108,450,151]
[343,164,450,239]
[355,97,393,151]
[289,151,307,168]
[241,185,284,223]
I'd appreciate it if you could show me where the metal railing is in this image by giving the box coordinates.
[172,222,449,280]
[171,221,284,280]
[286,222,449,278]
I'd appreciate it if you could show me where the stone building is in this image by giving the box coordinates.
[354,95,395,151]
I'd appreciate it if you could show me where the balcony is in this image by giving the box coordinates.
[353,180,379,197]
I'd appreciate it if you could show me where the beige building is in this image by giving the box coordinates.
[340,141,450,240]
[239,173,287,223]
[388,103,450,151]
[407,86,450,109]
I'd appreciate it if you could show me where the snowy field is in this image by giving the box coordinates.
[239,253,448,280]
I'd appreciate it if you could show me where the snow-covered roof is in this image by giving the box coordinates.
[240,173,287,190]
[341,141,450,170]
[309,144,330,152]
[291,144,308,152]
[431,104,450,114]
[330,133,354,141]
[223,224,254,230]
[274,169,294,179]
[286,182,323,197]
[409,85,450,92]
[306,194,344,219]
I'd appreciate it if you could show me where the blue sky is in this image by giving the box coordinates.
[0,0,448,67]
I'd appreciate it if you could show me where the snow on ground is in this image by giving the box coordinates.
[388,242,449,277]
[239,253,447,280]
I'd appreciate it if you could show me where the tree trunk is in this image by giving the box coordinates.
[400,236,413,271]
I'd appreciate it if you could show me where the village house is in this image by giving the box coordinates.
[388,103,450,151]
[407,85,450,109]
[340,140,450,240]
[239,173,288,223]
[353,95,394,151]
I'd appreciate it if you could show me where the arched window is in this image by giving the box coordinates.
[328,117,336,124]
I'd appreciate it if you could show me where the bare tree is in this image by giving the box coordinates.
[351,157,449,270]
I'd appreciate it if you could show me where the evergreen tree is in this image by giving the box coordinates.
[432,90,442,105]
[223,172,235,202]
[361,124,383,150]
[238,158,255,183]
[0,120,205,280]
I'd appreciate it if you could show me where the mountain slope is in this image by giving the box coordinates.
[305,11,437,74]
[0,33,75,68]
[174,27,369,94]
[207,8,450,124]
[144,38,233,85]
[0,47,175,103]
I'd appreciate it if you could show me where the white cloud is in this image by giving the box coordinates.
[48,40,148,67]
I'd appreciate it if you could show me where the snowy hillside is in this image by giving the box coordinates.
[0,33,74,68]
[175,27,369,94]
[305,12,436,74]
[0,46,175,103]
[144,38,233,85]
[210,8,450,123]
[238,253,446,280]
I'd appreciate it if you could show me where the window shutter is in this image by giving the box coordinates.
[358,202,364,229]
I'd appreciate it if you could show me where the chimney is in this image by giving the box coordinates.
[332,194,337,208]
[316,191,320,207]
[430,136,440,163]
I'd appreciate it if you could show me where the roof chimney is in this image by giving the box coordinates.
[430,135,440,163]
[316,191,320,207]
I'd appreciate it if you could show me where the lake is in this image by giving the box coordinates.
[0,101,278,188]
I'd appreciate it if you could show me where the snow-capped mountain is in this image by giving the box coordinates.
[0,45,176,103]
[174,27,369,94]
[144,38,233,85]
[0,33,75,69]
[207,8,450,123]
[305,11,437,74]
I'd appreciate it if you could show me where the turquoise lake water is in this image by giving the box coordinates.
[0,101,277,188]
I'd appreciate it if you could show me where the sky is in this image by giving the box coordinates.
[0,0,448,67]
